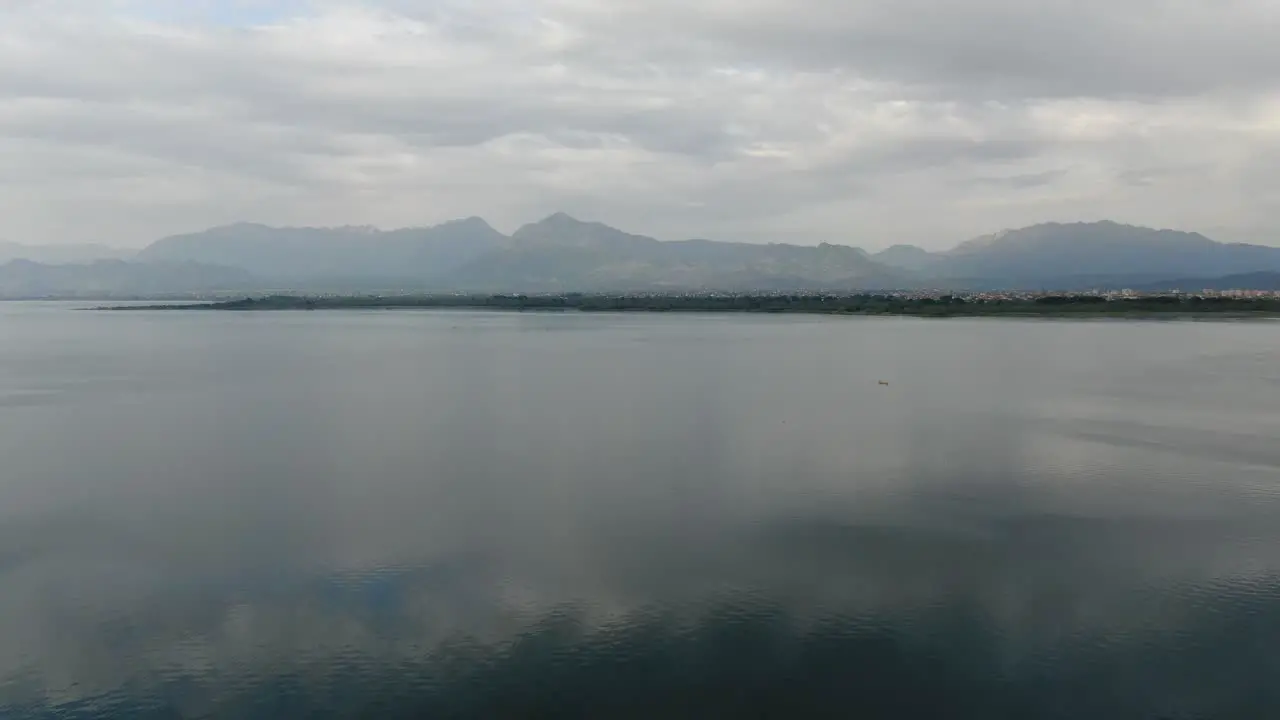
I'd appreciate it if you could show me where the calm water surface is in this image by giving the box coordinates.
[2,303,1280,718]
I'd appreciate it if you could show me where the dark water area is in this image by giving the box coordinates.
[2,302,1280,718]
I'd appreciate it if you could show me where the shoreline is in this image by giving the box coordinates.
[99,294,1280,321]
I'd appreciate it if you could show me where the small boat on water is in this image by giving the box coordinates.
[878,380,889,386]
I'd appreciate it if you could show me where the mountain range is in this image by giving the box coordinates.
[132,213,903,292]
[3,216,1280,297]
[0,241,132,265]
[0,259,252,298]
[873,221,1280,289]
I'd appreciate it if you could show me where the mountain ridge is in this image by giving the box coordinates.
[868,221,1280,284]
[8,216,1275,295]
[0,258,253,298]
[0,241,131,265]
[448,213,898,291]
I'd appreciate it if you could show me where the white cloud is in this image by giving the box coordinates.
[0,0,1277,248]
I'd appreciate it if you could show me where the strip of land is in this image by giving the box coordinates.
[106,293,1280,318]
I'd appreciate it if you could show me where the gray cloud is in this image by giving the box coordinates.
[0,1,1277,248]
[543,0,1280,99]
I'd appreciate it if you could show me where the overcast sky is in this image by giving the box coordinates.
[2,0,1278,249]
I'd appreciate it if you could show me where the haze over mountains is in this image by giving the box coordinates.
[3,216,1280,297]
[874,222,1280,288]
[0,260,252,298]
[0,241,132,266]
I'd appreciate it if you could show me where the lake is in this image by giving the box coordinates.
[2,303,1279,718]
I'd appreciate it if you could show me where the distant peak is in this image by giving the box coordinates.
[440,216,494,230]
[191,222,279,239]
[541,211,583,224]
[948,219,1221,257]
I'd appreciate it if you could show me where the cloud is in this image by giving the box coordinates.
[542,0,1280,99]
[0,0,1277,248]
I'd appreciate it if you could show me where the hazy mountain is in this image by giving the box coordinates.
[138,217,507,282]
[947,221,1280,279]
[0,241,131,265]
[0,259,253,298]
[1137,271,1280,292]
[135,213,901,291]
[869,221,1280,287]
[89,216,1280,295]
[871,245,938,273]
[448,213,902,291]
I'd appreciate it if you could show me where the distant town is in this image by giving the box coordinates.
[874,288,1280,302]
